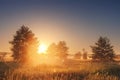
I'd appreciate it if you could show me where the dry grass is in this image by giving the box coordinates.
[0,62,120,80]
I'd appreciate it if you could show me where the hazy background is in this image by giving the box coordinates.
[0,0,120,54]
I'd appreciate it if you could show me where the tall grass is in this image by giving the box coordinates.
[1,62,120,80]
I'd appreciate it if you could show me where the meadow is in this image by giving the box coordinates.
[0,61,120,80]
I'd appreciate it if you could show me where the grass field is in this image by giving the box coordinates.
[0,61,120,80]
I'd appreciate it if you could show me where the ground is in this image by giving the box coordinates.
[0,60,120,80]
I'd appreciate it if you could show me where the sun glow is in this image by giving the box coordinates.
[38,43,47,54]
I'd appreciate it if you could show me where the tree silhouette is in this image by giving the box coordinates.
[47,43,57,56]
[10,25,38,64]
[91,36,115,62]
[74,51,82,59]
[47,41,68,59]
[0,52,7,62]
[57,41,68,60]
[82,49,88,60]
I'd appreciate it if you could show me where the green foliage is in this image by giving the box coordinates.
[9,25,38,64]
[91,36,115,61]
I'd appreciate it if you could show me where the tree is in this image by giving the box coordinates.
[0,52,7,62]
[91,36,115,61]
[10,25,38,64]
[74,51,82,59]
[47,43,57,56]
[57,41,68,59]
[82,49,88,60]
[46,41,69,63]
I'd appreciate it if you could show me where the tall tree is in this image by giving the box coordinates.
[91,36,115,61]
[10,25,38,64]
[57,41,68,59]
[47,43,57,56]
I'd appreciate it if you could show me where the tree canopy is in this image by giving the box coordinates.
[47,41,68,59]
[10,25,38,64]
[57,41,68,59]
[47,43,57,56]
[91,36,115,62]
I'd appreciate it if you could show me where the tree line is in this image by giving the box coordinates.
[9,25,115,64]
[74,49,88,60]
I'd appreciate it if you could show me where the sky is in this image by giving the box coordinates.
[0,0,120,54]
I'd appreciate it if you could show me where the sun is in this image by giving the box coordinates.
[38,43,47,54]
